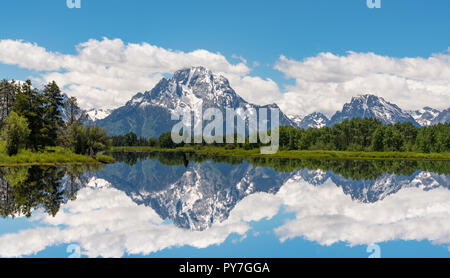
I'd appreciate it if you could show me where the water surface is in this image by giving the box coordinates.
[0,152,449,258]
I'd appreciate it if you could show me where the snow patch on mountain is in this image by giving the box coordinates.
[299,112,329,129]
[86,108,113,121]
[408,107,441,126]
[287,114,303,128]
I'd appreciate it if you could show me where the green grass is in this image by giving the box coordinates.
[95,154,116,164]
[0,145,115,166]
[111,146,450,161]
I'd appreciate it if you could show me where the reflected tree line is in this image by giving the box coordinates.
[111,151,450,180]
[0,164,103,218]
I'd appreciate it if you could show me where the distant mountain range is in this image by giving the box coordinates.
[288,95,450,129]
[90,67,449,136]
[288,95,449,129]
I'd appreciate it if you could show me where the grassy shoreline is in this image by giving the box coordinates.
[0,147,115,166]
[111,146,450,161]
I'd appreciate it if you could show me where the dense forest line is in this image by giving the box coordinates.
[112,118,449,153]
[0,80,111,158]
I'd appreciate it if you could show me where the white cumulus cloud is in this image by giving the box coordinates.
[275,51,450,116]
[0,38,281,109]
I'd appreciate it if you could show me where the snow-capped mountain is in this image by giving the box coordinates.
[298,112,329,129]
[86,108,113,121]
[432,108,450,125]
[329,94,419,126]
[97,66,294,137]
[408,107,441,126]
[287,114,303,128]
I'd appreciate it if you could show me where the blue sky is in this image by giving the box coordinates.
[0,0,449,115]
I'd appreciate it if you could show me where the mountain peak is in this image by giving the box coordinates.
[298,112,329,129]
[174,66,211,81]
[330,94,418,126]
[351,94,389,107]
[408,106,441,126]
[172,66,229,87]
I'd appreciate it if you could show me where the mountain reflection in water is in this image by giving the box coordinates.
[0,152,449,257]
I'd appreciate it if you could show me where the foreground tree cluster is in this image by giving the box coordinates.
[0,79,111,156]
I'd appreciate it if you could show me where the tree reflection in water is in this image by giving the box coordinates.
[111,151,450,180]
[1,152,449,220]
[0,164,103,218]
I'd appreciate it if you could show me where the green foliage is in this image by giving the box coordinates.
[371,126,385,151]
[279,126,302,150]
[95,154,116,164]
[1,112,31,155]
[41,81,65,146]
[111,131,150,147]
[0,79,19,122]
[0,164,104,218]
[85,126,112,157]
[0,79,113,164]
[12,80,46,150]
[414,123,450,153]
[158,132,176,148]
[280,118,448,154]
[63,96,87,125]
[123,132,138,146]
[0,146,100,165]
[297,118,383,151]
[62,124,112,157]
[382,125,403,151]
[147,137,157,147]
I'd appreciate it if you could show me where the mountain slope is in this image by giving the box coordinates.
[432,108,450,125]
[287,114,303,128]
[97,66,294,137]
[86,108,113,121]
[298,112,329,129]
[408,107,441,126]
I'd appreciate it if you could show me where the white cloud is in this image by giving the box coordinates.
[227,75,282,105]
[0,178,250,258]
[274,177,450,247]
[0,38,281,109]
[2,39,447,114]
[275,51,450,116]
[0,40,63,71]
